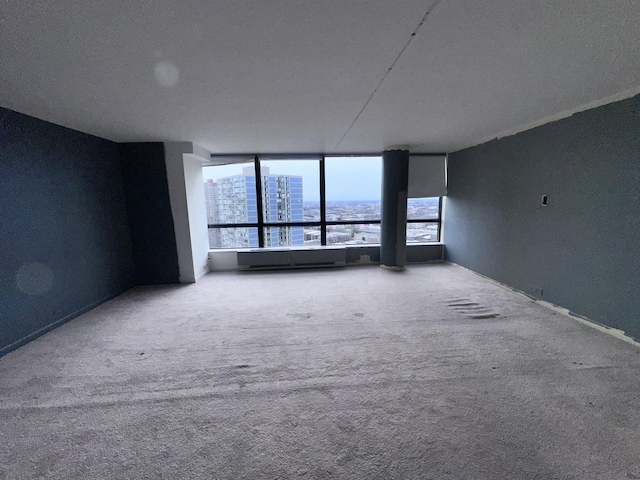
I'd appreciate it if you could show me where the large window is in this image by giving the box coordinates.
[204,162,259,249]
[259,159,319,247]
[325,157,382,245]
[406,197,441,243]
[204,156,441,249]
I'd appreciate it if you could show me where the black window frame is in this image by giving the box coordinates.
[206,154,442,248]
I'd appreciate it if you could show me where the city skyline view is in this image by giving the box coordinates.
[204,159,440,249]
[205,166,304,249]
[204,157,382,202]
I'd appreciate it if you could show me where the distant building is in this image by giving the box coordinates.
[406,223,438,243]
[260,167,304,247]
[326,231,352,244]
[203,179,220,247]
[361,224,381,243]
[303,228,321,244]
[205,166,304,248]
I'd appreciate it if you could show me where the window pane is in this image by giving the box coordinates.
[203,163,258,225]
[303,226,321,246]
[259,159,320,223]
[325,157,381,221]
[209,227,259,249]
[406,223,439,243]
[327,223,380,245]
[263,226,305,248]
[407,197,440,220]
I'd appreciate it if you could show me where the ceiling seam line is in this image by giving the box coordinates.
[334,0,441,149]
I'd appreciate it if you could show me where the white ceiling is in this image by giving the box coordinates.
[2,1,639,154]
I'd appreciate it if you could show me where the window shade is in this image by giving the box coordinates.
[407,155,447,197]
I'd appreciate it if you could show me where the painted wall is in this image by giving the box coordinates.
[164,143,211,283]
[183,153,210,281]
[0,107,135,355]
[120,143,180,284]
[444,95,640,340]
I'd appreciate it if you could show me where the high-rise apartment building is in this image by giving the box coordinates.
[203,179,220,247]
[261,167,304,247]
[205,166,304,248]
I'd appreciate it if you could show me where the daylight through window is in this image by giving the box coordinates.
[204,156,441,249]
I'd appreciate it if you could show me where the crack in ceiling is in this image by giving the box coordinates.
[335,0,441,149]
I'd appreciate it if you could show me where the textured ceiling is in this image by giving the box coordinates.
[1,0,639,153]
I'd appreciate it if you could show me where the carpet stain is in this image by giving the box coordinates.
[135,351,154,361]
[445,298,499,319]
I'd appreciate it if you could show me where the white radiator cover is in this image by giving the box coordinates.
[237,247,346,270]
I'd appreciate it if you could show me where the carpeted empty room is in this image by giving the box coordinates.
[1,264,639,479]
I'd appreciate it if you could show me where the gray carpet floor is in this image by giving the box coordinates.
[1,263,639,479]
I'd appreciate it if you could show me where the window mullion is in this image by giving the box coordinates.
[320,155,326,246]
[253,155,265,248]
[437,196,443,242]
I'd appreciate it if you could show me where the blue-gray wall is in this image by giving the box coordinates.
[1,107,135,355]
[444,95,640,340]
[120,143,180,285]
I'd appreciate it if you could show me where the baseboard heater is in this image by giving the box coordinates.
[237,247,347,271]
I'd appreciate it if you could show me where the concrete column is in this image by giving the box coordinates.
[380,148,409,270]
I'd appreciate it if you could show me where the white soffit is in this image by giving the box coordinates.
[1,1,639,153]
[408,155,446,198]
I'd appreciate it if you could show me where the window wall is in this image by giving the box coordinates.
[406,197,441,243]
[203,162,259,249]
[204,156,441,249]
[325,157,382,245]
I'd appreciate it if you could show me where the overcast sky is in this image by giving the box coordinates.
[203,157,382,202]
